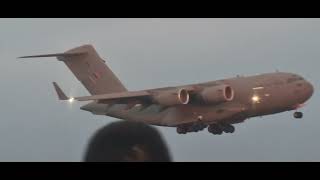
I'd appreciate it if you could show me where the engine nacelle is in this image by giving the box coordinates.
[198,84,234,104]
[152,88,190,106]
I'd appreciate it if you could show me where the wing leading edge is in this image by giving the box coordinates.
[52,82,150,102]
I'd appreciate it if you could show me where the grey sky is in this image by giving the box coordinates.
[0,18,319,161]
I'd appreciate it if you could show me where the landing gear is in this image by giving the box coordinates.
[178,123,235,135]
[294,111,303,119]
[177,126,187,134]
[208,125,223,135]
[191,124,206,132]
[221,124,235,133]
[208,124,235,135]
[176,123,207,134]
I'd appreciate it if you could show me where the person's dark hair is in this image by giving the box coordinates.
[84,121,172,162]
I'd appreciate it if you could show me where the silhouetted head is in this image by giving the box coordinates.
[84,121,172,162]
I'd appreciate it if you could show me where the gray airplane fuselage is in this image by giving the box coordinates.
[22,45,314,135]
[81,72,314,127]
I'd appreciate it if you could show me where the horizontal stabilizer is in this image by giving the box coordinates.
[18,52,87,59]
[53,82,69,100]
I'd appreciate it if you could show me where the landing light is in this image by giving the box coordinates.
[251,95,260,103]
[68,97,74,103]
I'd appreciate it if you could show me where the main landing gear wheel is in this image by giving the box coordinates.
[177,127,187,134]
[177,123,207,134]
[208,125,223,135]
[294,111,303,119]
[222,124,235,133]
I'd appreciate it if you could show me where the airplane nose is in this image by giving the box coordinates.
[305,81,314,99]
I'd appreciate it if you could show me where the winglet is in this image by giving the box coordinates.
[52,82,69,100]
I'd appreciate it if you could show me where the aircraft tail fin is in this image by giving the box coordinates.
[20,45,127,95]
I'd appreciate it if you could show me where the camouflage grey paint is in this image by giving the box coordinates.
[21,45,314,134]
[81,72,314,127]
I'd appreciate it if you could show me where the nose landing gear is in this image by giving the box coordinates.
[294,111,303,119]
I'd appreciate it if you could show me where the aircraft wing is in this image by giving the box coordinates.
[53,82,198,104]
[74,91,150,101]
[53,82,152,103]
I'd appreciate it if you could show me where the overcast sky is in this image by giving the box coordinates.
[0,18,319,161]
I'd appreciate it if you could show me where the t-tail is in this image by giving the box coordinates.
[19,44,127,95]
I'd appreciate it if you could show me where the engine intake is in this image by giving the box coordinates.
[198,84,234,104]
[152,88,190,106]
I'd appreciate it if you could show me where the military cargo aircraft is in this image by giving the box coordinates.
[20,45,314,135]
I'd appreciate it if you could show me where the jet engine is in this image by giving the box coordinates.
[152,88,190,106]
[198,84,234,104]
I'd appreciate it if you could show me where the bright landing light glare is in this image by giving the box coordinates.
[68,97,74,103]
[251,95,260,103]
